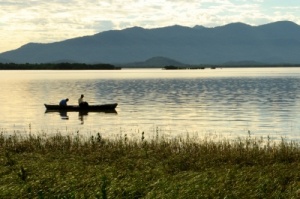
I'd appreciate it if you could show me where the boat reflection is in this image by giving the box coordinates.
[59,110,69,120]
[45,109,118,122]
[79,111,87,124]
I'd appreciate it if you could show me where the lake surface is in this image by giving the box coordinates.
[1,68,300,141]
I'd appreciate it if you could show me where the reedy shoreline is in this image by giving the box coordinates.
[1,131,300,198]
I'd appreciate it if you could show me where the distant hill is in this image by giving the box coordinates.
[0,21,300,65]
[120,56,185,68]
[0,57,11,63]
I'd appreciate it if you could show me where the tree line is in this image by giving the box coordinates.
[0,63,121,70]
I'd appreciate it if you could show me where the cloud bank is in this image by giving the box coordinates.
[1,0,299,52]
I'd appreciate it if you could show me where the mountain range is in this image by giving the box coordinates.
[1,21,300,66]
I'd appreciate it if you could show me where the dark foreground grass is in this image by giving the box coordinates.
[1,132,300,198]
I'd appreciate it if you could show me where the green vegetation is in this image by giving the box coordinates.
[0,63,121,70]
[164,64,300,70]
[1,131,300,198]
[164,65,205,70]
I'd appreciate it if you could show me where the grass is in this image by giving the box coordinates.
[1,131,300,198]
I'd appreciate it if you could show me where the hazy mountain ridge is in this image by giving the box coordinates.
[120,56,185,67]
[1,21,300,65]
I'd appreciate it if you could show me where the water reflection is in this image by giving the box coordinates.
[79,111,88,125]
[45,109,117,123]
[2,69,300,141]
[59,111,69,120]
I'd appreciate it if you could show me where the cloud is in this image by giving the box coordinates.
[0,0,299,53]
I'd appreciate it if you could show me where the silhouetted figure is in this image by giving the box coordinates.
[59,98,69,106]
[78,94,89,107]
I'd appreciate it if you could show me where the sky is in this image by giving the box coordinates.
[1,0,300,53]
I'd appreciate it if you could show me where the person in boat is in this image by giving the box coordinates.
[78,94,89,107]
[59,98,69,106]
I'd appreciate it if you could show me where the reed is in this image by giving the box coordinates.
[0,131,300,198]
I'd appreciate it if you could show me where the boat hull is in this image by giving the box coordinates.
[44,103,118,112]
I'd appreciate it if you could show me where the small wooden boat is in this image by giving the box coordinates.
[44,103,118,112]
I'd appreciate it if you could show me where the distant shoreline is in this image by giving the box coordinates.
[163,64,300,70]
[0,63,121,70]
[1,62,300,70]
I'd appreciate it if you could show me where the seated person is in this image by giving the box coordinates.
[59,98,69,106]
[78,94,89,107]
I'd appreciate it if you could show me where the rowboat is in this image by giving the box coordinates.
[44,103,118,112]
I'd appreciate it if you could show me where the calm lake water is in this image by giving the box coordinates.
[1,68,300,141]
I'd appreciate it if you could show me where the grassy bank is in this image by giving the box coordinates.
[1,132,300,198]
